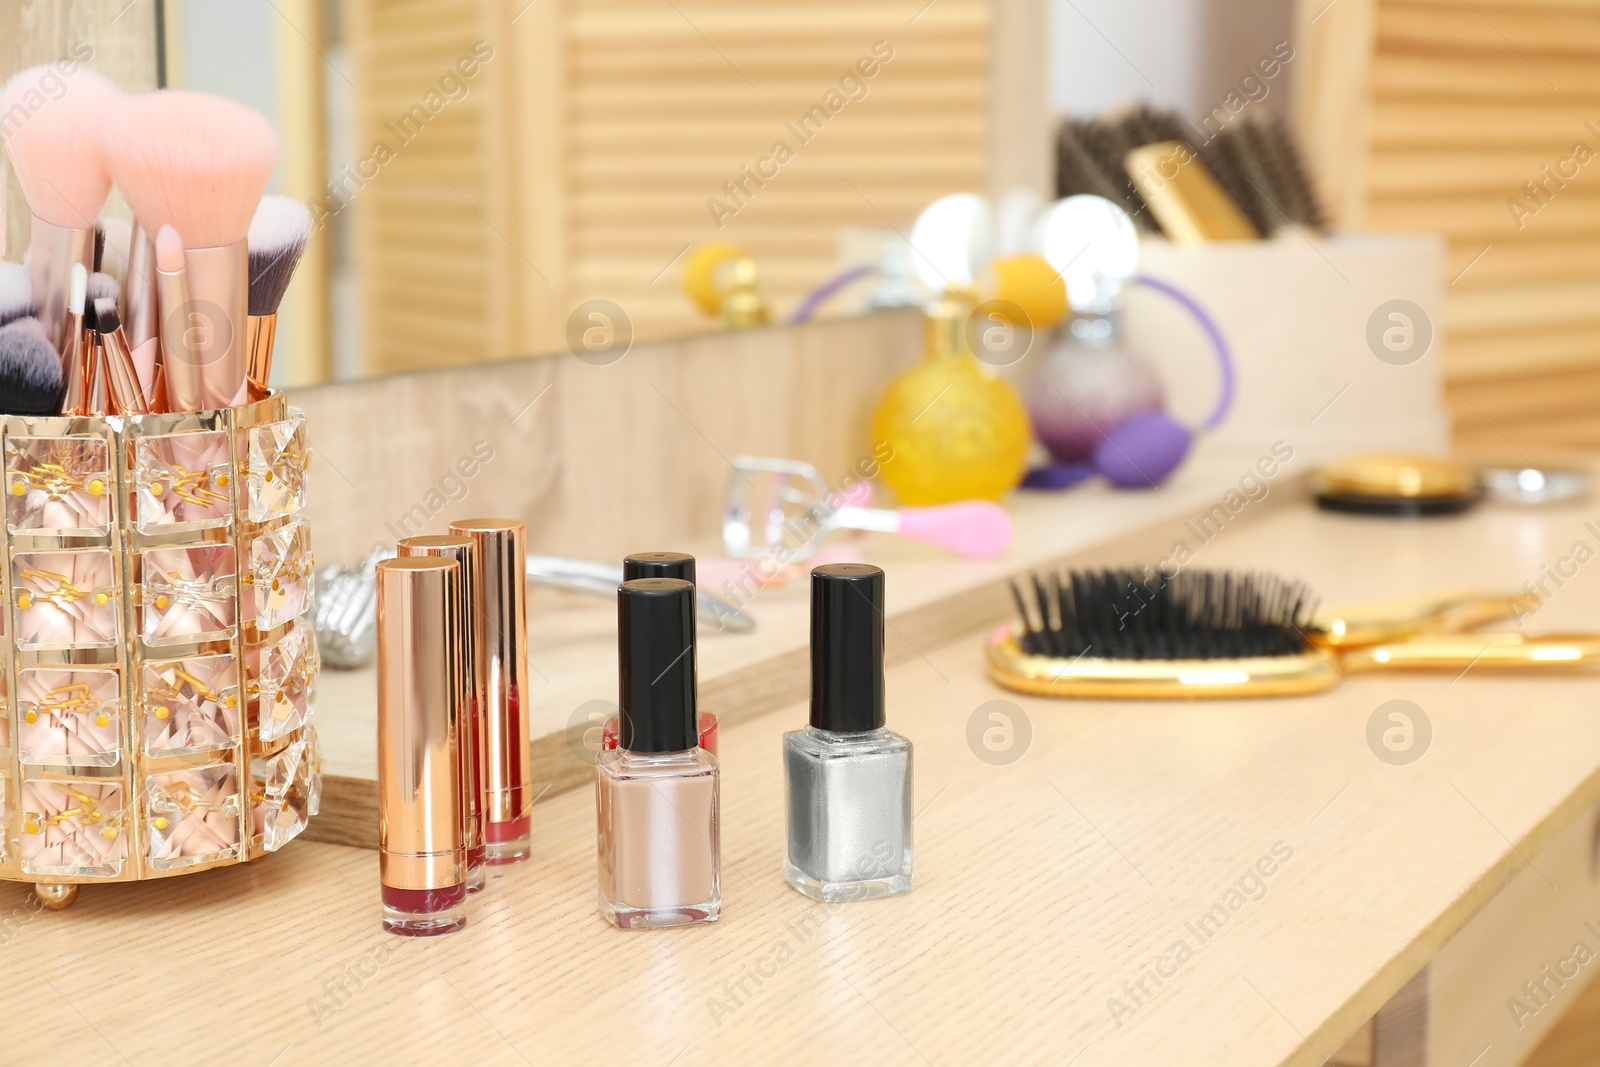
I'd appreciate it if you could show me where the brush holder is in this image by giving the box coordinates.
[0,393,319,908]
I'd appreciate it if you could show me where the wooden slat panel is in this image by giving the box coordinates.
[352,0,990,356]
[1303,0,1600,441]
[564,0,988,343]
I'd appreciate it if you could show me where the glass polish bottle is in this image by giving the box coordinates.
[596,577,721,929]
[784,563,913,902]
[600,552,719,755]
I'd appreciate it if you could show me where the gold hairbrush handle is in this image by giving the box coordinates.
[1340,631,1600,672]
[1313,590,1538,650]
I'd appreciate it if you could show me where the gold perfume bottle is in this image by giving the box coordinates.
[871,287,1031,505]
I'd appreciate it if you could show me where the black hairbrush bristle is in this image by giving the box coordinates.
[1011,568,1317,660]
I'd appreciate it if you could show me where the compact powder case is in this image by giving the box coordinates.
[1313,454,1482,517]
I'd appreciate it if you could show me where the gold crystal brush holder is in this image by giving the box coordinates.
[0,393,320,909]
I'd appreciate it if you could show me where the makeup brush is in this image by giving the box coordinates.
[0,319,65,415]
[125,222,159,347]
[96,216,133,291]
[59,263,90,415]
[130,335,161,410]
[247,195,313,398]
[0,261,35,327]
[153,224,194,410]
[83,271,119,414]
[100,90,280,410]
[0,66,120,356]
[94,298,147,414]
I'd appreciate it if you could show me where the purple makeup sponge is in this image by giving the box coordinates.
[1094,412,1192,488]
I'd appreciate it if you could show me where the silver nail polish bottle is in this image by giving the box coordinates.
[783,563,913,902]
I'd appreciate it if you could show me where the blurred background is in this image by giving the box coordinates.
[1,0,1585,449]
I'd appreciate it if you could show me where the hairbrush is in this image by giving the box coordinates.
[986,568,1594,698]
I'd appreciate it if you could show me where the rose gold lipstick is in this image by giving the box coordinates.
[398,535,486,893]
[377,556,467,936]
[449,518,532,864]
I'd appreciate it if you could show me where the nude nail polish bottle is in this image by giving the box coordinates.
[600,552,718,755]
[596,577,720,929]
[784,563,914,902]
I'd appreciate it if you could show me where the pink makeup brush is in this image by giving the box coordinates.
[100,90,279,410]
[0,66,120,356]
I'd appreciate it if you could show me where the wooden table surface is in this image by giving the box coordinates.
[7,473,1600,1066]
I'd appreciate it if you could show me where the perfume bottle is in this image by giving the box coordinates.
[376,556,467,936]
[596,577,720,929]
[600,552,718,755]
[784,563,913,901]
[869,286,1031,504]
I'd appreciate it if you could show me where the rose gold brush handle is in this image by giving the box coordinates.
[182,242,250,409]
[125,224,160,348]
[157,260,199,410]
[101,326,150,414]
[59,313,90,415]
[246,313,277,401]
[29,219,94,355]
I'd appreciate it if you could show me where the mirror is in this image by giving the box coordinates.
[153,0,1018,386]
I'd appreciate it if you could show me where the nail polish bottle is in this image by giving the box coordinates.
[450,518,532,864]
[377,556,467,935]
[398,535,486,893]
[784,563,913,902]
[600,552,718,756]
[597,577,720,929]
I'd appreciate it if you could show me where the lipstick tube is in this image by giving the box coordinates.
[377,556,468,936]
[449,518,532,864]
[398,535,486,893]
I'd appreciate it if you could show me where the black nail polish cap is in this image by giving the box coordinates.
[810,563,885,732]
[618,577,697,752]
[623,551,695,584]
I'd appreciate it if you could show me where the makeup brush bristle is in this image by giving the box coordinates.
[100,90,280,248]
[97,216,133,287]
[86,270,119,310]
[248,195,313,316]
[1010,568,1316,660]
[0,261,35,327]
[0,66,120,228]
[0,318,65,414]
[94,297,120,334]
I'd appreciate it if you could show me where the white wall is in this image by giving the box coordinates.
[1049,0,1297,126]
